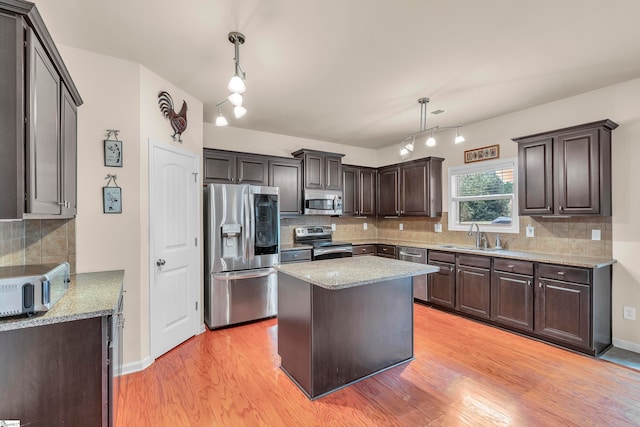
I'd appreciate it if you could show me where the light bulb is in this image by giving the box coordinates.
[234,105,247,119]
[426,136,436,147]
[215,113,228,126]
[228,93,243,107]
[400,147,409,156]
[227,74,246,93]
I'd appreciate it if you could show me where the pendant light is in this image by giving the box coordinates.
[215,32,248,126]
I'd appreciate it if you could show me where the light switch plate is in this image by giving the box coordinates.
[363,222,368,230]
[623,306,636,320]
[399,223,404,231]
[526,224,534,238]
[331,223,336,231]
[592,229,601,240]
[434,223,442,233]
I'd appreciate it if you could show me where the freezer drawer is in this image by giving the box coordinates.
[205,267,277,329]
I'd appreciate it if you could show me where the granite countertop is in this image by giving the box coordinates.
[274,256,439,290]
[350,239,615,268]
[280,243,313,252]
[0,270,124,332]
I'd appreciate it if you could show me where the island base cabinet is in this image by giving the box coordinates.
[278,273,413,399]
[0,317,109,426]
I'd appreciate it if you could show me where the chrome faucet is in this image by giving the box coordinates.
[468,223,482,248]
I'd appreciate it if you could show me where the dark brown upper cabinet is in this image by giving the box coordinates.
[377,157,443,217]
[0,1,82,219]
[269,157,302,215]
[203,149,268,185]
[342,165,376,216]
[292,149,344,191]
[513,119,617,216]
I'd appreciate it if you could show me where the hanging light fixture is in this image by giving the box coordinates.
[398,97,465,155]
[215,31,248,126]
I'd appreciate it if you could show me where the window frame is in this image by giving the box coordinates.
[448,157,519,233]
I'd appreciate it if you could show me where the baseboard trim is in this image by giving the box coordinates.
[612,338,640,353]
[120,355,154,376]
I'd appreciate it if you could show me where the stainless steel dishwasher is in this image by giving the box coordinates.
[397,246,428,302]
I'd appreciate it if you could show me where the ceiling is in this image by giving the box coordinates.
[33,0,640,149]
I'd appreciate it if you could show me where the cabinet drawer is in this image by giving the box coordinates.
[280,249,312,263]
[494,258,534,276]
[457,254,491,269]
[428,251,456,264]
[376,245,396,257]
[538,264,591,285]
[353,244,375,256]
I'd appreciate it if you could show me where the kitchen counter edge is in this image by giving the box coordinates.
[350,239,615,269]
[0,270,124,332]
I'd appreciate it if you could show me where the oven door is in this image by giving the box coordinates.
[313,246,353,261]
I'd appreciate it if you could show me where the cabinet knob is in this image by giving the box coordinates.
[527,280,531,287]
[539,282,543,288]
[557,271,565,276]
[547,206,551,211]
[559,205,564,211]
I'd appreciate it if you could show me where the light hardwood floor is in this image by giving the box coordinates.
[116,304,640,426]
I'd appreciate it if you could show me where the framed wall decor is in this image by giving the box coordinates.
[104,139,123,167]
[464,144,500,163]
[103,186,122,213]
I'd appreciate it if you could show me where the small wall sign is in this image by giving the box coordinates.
[103,174,122,214]
[104,129,122,167]
[464,144,500,163]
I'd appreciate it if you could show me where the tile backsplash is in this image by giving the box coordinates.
[281,213,612,258]
[0,219,76,272]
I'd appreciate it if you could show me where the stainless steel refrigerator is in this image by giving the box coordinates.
[204,183,280,329]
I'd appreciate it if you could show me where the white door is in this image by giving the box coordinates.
[149,140,200,359]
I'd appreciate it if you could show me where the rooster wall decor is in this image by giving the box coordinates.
[158,91,188,143]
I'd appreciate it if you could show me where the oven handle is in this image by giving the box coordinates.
[314,246,353,256]
[213,268,276,281]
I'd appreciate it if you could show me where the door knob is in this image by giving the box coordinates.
[156,259,166,266]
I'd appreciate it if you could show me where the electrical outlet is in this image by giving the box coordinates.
[434,223,442,233]
[526,224,535,238]
[331,223,336,231]
[363,222,368,230]
[592,229,601,241]
[399,223,404,231]
[623,306,636,320]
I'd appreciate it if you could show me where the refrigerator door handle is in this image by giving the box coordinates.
[213,268,276,281]
[243,191,252,261]
[248,193,256,260]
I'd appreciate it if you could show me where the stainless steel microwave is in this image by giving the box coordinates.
[303,189,343,215]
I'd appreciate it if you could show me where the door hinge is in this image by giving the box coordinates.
[195,301,198,311]
[24,117,28,124]
[195,237,198,247]
[23,40,27,47]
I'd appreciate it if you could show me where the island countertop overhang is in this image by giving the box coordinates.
[274,256,439,290]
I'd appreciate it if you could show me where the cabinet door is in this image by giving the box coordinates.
[400,161,429,216]
[556,129,600,215]
[518,138,554,215]
[535,278,591,348]
[491,271,533,332]
[427,261,456,309]
[237,155,268,185]
[303,153,324,189]
[60,85,77,216]
[325,155,342,190]
[269,158,302,215]
[457,265,491,319]
[342,166,358,215]
[377,166,399,216]
[26,29,61,215]
[359,168,377,216]
[203,150,236,184]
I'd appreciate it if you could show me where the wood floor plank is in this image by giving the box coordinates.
[116,304,640,426]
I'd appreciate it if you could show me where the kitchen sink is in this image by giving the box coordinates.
[437,245,502,252]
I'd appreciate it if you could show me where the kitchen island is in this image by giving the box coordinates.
[274,256,438,399]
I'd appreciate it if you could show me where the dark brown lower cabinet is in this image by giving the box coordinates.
[376,244,396,259]
[0,316,115,426]
[456,255,491,319]
[427,251,456,309]
[491,270,534,332]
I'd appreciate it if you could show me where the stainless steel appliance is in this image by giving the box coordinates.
[204,184,280,329]
[303,189,343,215]
[0,262,70,318]
[397,246,428,302]
[294,226,353,260]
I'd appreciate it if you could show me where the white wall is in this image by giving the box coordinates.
[59,45,204,366]
[204,124,378,167]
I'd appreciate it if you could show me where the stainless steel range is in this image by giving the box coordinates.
[294,226,352,260]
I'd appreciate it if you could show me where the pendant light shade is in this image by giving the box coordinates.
[227,92,243,107]
[215,113,228,127]
[234,105,247,119]
[227,75,246,94]
[215,32,248,126]
[455,127,466,144]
